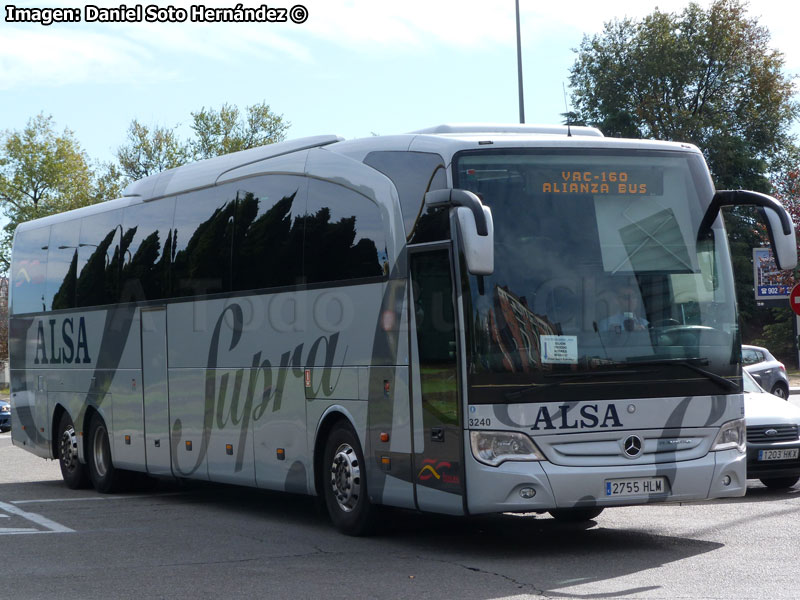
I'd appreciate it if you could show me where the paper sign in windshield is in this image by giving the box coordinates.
[541,335,578,364]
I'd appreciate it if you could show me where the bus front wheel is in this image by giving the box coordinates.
[322,423,376,536]
[57,412,90,489]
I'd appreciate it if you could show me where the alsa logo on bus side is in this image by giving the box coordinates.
[33,317,92,364]
[529,403,623,430]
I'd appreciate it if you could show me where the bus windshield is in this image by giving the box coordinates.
[455,149,740,404]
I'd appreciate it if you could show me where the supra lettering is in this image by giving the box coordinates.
[530,403,623,431]
[172,301,347,476]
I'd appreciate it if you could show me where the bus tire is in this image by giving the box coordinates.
[322,423,376,536]
[549,507,604,522]
[57,412,90,489]
[87,413,125,493]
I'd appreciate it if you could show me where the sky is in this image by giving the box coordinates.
[1,0,799,167]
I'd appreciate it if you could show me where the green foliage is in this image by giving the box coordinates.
[114,101,289,187]
[190,101,289,160]
[116,120,192,181]
[569,0,799,189]
[0,114,100,272]
[752,307,795,363]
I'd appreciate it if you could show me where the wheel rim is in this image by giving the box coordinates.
[60,424,80,473]
[329,442,361,513]
[775,387,787,399]
[92,424,109,478]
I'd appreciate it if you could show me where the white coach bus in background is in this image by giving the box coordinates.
[9,124,796,534]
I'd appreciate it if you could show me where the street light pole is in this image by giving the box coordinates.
[515,0,525,124]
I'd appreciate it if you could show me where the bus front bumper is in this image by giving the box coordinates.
[465,448,746,515]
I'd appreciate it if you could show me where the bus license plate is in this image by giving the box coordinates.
[758,448,799,461]
[605,477,666,497]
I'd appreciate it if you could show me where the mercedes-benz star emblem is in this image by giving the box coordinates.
[623,435,643,458]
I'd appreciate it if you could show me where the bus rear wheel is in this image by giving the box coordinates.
[87,413,126,493]
[549,507,604,523]
[57,412,90,489]
[322,423,376,536]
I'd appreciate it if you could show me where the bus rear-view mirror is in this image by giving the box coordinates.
[699,189,797,270]
[424,188,495,275]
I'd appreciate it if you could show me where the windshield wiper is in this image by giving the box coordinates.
[504,370,638,401]
[624,357,740,393]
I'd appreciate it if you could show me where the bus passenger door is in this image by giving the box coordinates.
[140,307,172,476]
[409,247,465,515]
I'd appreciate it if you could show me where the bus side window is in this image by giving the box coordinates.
[231,175,307,292]
[120,198,175,303]
[171,187,235,298]
[304,179,388,284]
[76,209,122,308]
[45,221,80,311]
[11,226,50,314]
[363,151,447,239]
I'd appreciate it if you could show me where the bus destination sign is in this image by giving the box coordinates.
[534,167,663,196]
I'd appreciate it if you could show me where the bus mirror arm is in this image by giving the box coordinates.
[698,189,797,270]
[423,189,495,276]
[424,189,489,236]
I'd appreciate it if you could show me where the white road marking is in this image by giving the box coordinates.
[11,497,107,505]
[0,528,41,535]
[0,500,74,535]
[12,492,187,505]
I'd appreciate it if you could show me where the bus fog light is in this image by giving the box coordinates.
[470,430,544,466]
[519,487,536,499]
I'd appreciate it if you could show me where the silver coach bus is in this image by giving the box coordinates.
[9,124,797,534]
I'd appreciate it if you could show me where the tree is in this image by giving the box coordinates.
[753,156,800,363]
[115,120,191,181]
[190,101,289,160]
[115,102,289,186]
[0,114,98,272]
[569,0,800,346]
[569,0,799,190]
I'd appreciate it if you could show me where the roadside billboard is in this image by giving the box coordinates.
[753,247,791,300]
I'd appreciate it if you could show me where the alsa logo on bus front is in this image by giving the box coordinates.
[33,317,91,364]
[529,404,623,431]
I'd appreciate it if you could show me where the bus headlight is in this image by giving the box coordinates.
[470,431,545,466]
[711,418,746,453]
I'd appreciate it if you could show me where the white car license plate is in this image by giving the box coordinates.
[758,448,799,461]
[605,477,666,497]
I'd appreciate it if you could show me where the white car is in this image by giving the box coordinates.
[744,370,800,489]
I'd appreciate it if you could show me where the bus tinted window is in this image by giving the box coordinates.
[363,151,446,235]
[45,221,80,310]
[172,187,235,297]
[11,226,50,314]
[304,179,388,284]
[120,199,175,302]
[76,210,122,307]
[232,175,306,292]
